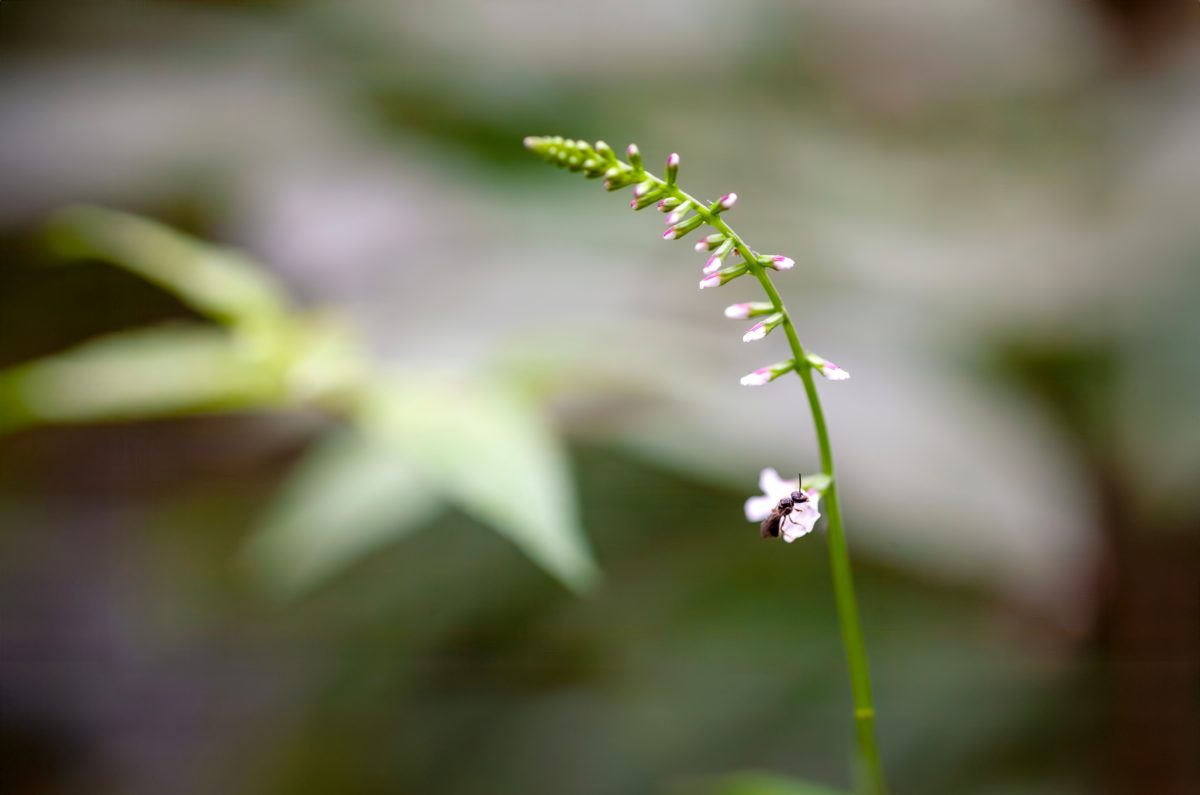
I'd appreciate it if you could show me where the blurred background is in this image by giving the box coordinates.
[1,1,1198,794]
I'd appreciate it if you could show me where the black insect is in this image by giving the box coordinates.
[760,486,809,539]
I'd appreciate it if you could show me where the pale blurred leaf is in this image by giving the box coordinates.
[44,205,289,330]
[0,325,282,433]
[359,376,599,592]
[712,773,847,795]
[243,429,440,598]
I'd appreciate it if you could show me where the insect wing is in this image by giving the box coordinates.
[760,507,783,539]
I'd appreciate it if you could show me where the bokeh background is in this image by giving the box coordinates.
[1,1,1198,794]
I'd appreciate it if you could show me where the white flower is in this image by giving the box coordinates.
[744,467,822,543]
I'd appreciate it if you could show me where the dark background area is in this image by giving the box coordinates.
[1,2,1198,793]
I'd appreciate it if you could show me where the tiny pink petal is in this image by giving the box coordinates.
[739,368,772,386]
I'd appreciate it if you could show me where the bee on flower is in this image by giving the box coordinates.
[744,468,823,543]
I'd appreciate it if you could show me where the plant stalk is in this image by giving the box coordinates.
[674,192,888,795]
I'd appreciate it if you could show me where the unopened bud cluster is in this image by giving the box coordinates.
[525,136,849,386]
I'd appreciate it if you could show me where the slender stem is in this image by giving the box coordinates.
[659,181,887,795]
[529,139,887,793]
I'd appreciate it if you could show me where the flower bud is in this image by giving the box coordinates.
[631,191,664,210]
[710,193,737,214]
[694,233,727,253]
[626,143,643,173]
[665,153,680,187]
[604,169,636,191]
[698,262,749,289]
[666,202,693,225]
[657,197,683,212]
[739,359,796,386]
[806,353,851,381]
[663,214,705,240]
[703,238,736,274]
[594,140,617,163]
[633,179,658,198]
[742,312,785,342]
[723,302,776,319]
[761,255,795,271]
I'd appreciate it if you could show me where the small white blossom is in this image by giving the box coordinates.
[744,467,822,543]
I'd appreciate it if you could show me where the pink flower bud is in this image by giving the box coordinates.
[743,322,770,342]
[739,367,773,386]
[766,255,795,271]
[626,143,643,171]
[663,214,705,240]
[698,262,748,288]
[718,192,738,210]
[739,369,768,389]
[741,313,784,342]
[724,302,775,319]
[739,359,796,386]
[806,353,851,381]
[702,238,735,273]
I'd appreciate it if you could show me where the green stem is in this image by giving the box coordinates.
[659,181,887,795]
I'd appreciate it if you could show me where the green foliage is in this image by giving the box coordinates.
[242,427,440,598]
[0,324,285,432]
[44,205,288,330]
[713,774,848,795]
[2,205,598,594]
[358,377,599,593]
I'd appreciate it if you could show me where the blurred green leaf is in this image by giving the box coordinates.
[243,429,441,598]
[359,376,599,593]
[711,773,847,795]
[0,325,284,432]
[43,205,289,330]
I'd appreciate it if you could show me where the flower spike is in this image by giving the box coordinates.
[524,134,884,790]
